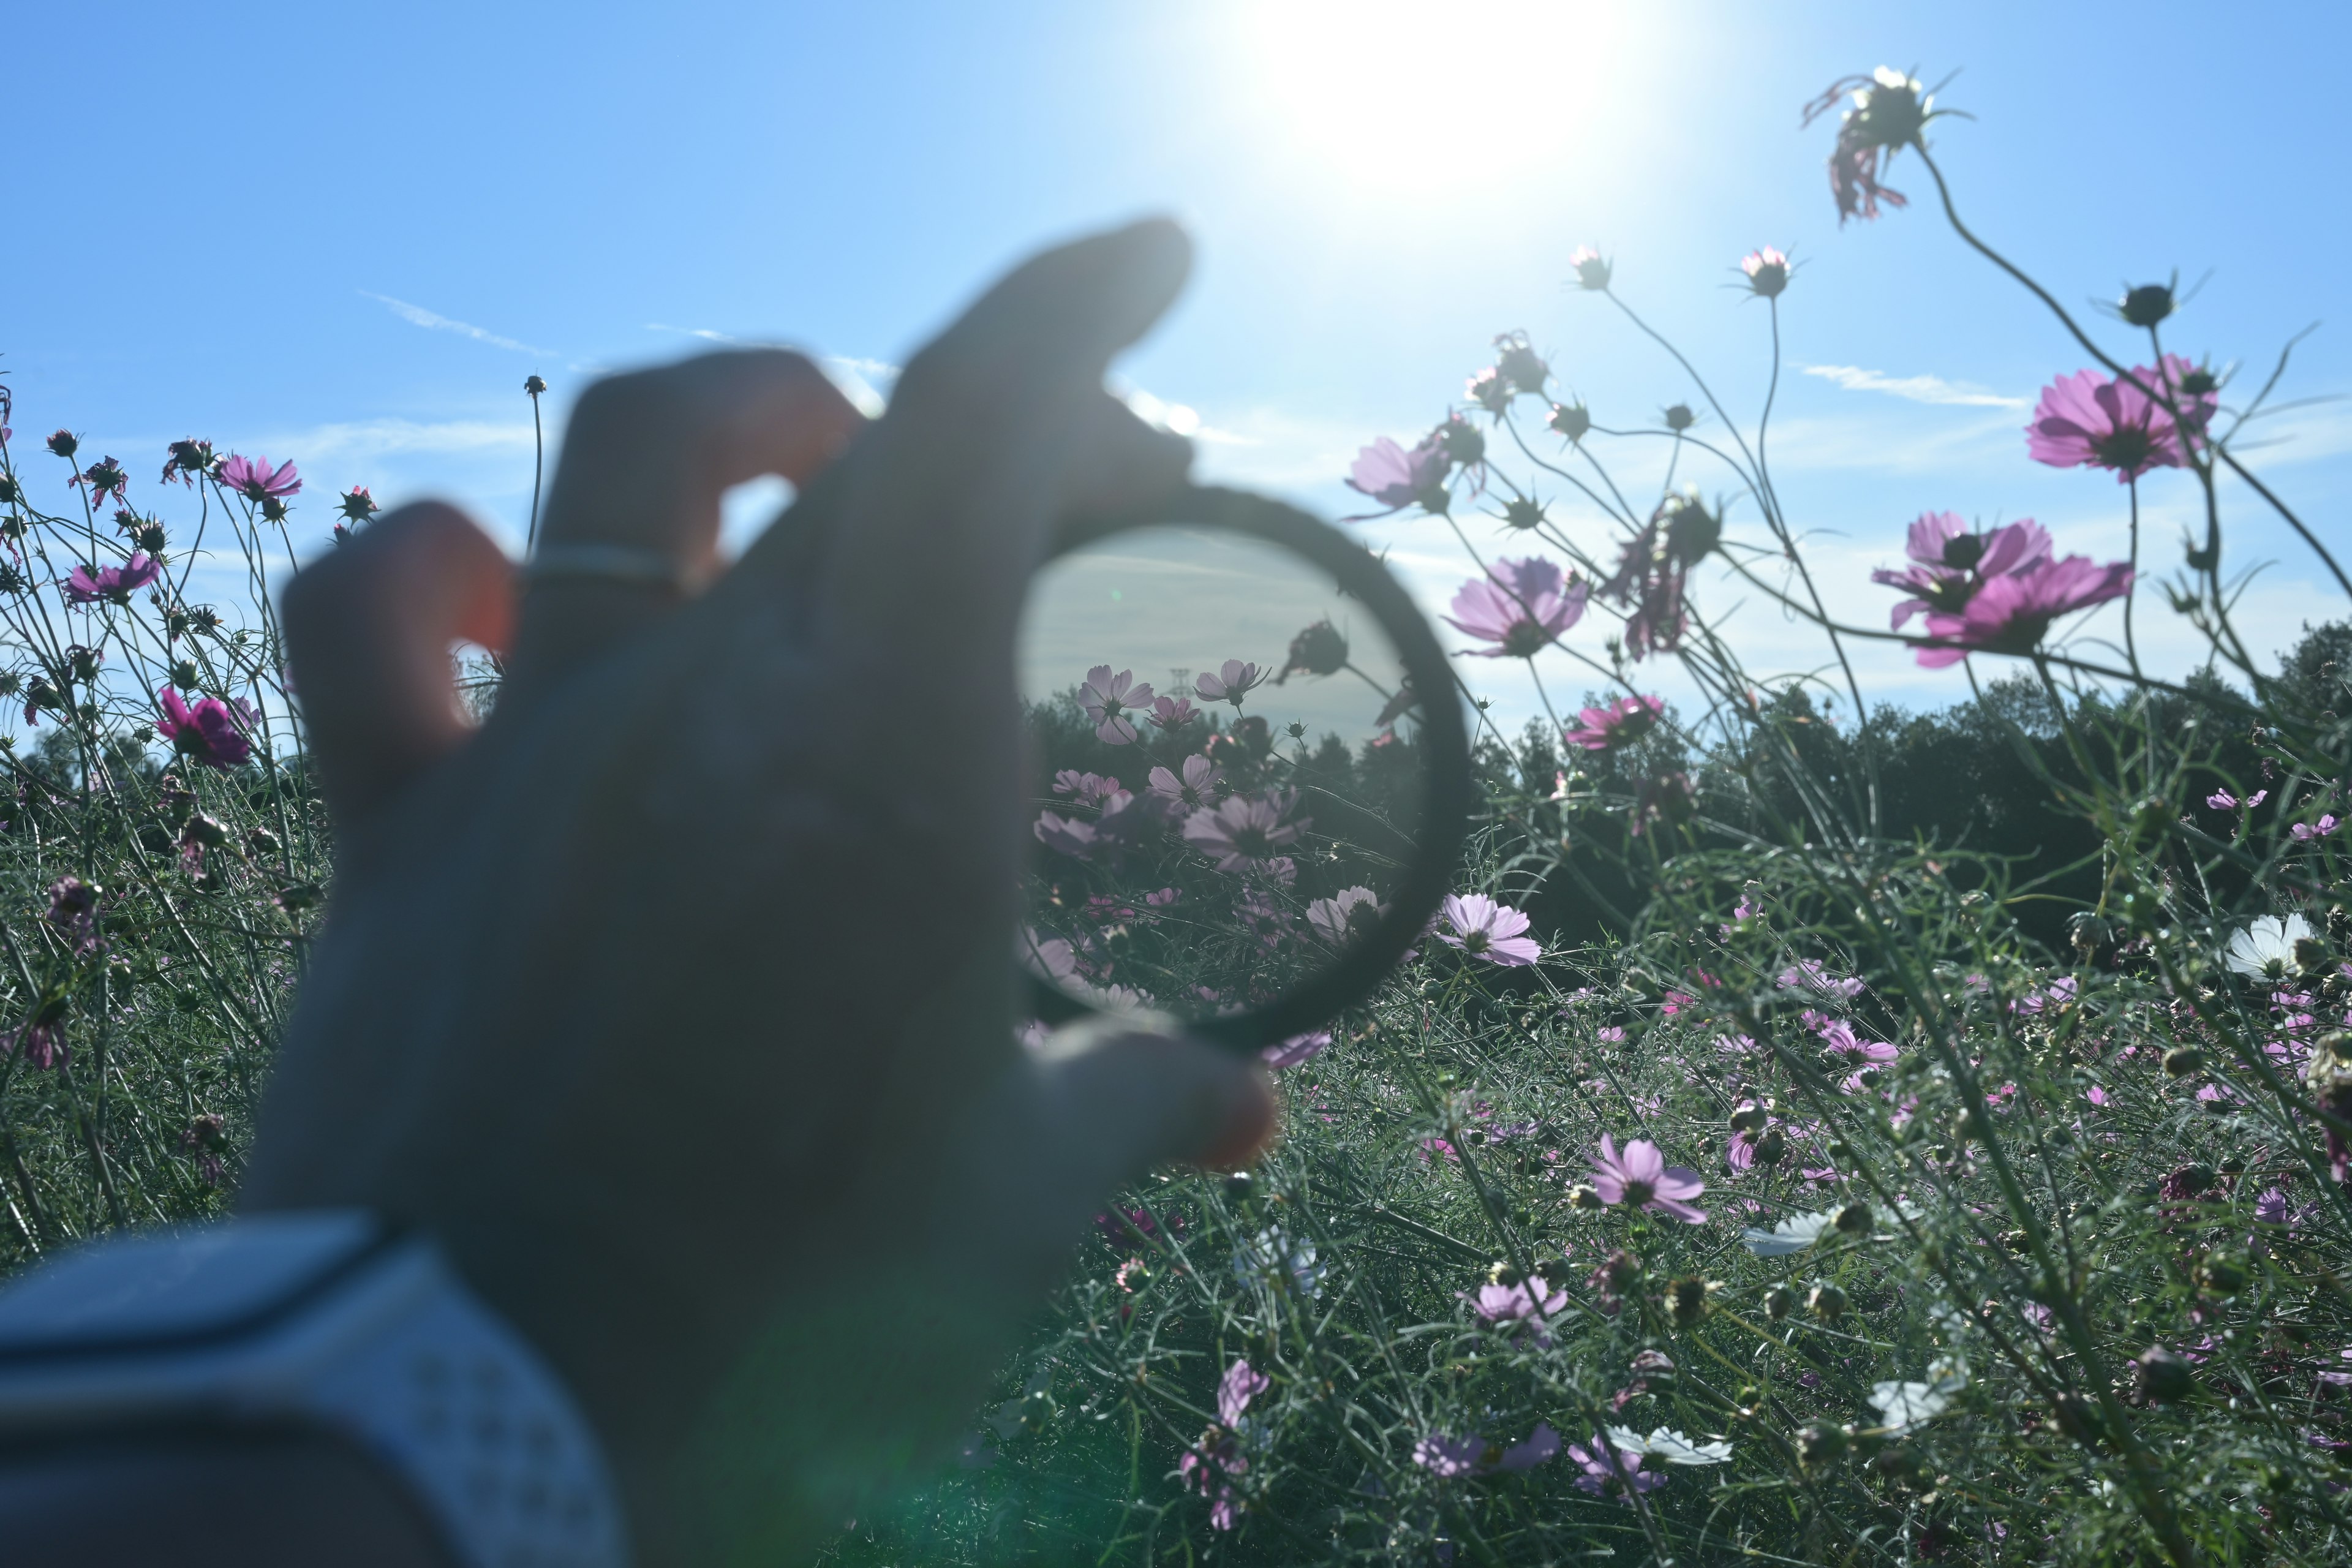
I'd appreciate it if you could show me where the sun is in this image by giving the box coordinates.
[1232,1,1651,198]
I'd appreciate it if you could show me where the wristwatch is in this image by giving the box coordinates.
[0,1211,628,1567]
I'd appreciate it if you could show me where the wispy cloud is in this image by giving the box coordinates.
[361,292,554,358]
[1798,363,2029,410]
[257,417,537,466]
[644,322,743,344]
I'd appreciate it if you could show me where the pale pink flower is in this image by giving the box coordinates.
[1589,1134,1708,1223]
[1740,247,1790,298]
[1145,693,1199,730]
[2293,816,2341,842]
[1567,1439,1664,1499]
[1436,893,1540,967]
[1195,660,1268,707]
[1182,791,1307,875]
[1147,755,1222,810]
[2027,368,2188,480]
[1342,434,1450,520]
[1033,812,1101,858]
[1414,1423,1561,1477]
[1444,556,1586,658]
[1306,885,1382,946]
[1469,1275,1567,1324]
[1563,694,1662,751]
[1218,1357,1268,1426]
[2208,788,2266,810]
[1079,665,1155,745]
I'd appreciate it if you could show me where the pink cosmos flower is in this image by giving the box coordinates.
[1588,1134,1708,1223]
[1914,554,2135,668]
[1341,434,1450,521]
[1306,885,1381,946]
[1050,770,1125,807]
[1817,1019,1896,1065]
[1414,1424,1561,1478]
[1147,755,1222,810]
[1195,660,1268,707]
[1564,694,1662,751]
[2026,368,2189,481]
[1469,1275,1567,1324]
[1442,556,1588,659]
[1566,1438,1665,1499]
[154,686,255,769]
[1218,1357,1268,1427]
[65,552,162,606]
[1870,512,2052,630]
[1183,791,1308,875]
[1033,812,1101,858]
[1019,927,1079,983]
[1436,893,1541,967]
[1079,665,1155,745]
[1262,1030,1332,1068]
[217,453,302,503]
[2138,352,2221,435]
[2208,788,2266,810]
[1145,693,1198,730]
[73,457,130,509]
[2293,816,2341,842]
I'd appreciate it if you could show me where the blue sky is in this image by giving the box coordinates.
[9,0,2348,727]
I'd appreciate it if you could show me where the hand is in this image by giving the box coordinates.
[243,219,1276,1564]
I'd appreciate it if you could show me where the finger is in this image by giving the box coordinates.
[802,220,1193,652]
[281,502,514,824]
[506,349,864,694]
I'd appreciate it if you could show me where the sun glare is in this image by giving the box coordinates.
[1235,1,1649,197]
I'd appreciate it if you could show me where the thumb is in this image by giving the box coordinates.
[1030,1017,1279,1189]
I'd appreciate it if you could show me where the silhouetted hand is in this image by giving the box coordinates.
[245,219,1274,1566]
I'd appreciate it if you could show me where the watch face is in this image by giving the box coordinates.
[0,1211,390,1359]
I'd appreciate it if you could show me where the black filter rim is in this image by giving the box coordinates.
[1022,484,1472,1054]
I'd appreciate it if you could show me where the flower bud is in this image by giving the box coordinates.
[2119,283,2174,328]
[1753,1127,1786,1166]
[1280,619,1348,681]
[274,883,323,912]
[1764,1284,1796,1321]
[1662,403,1695,432]
[1728,1104,1768,1134]
[2133,1345,2194,1403]
[1665,1275,1714,1327]
[45,430,78,459]
[1796,1421,1848,1468]
[1568,247,1611,291]
[1500,497,1547,531]
[524,374,549,396]
[2295,936,2331,975]
[1808,1283,1848,1321]
[1494,333,1548,394]
[2196,1251,2247,1295]
[1832,1201,1873,1235]
[1547,402,1592,443]
[2162,1045,2204,1077]
[1568,1182,1605,1211]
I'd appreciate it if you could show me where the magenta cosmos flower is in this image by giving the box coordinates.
[1342,433,1450,521]
[1915,554,2135,668]
[1443,556,1587,658]
[66,552,162,606]
[1564,693,1663,752]
[1183,791,1308,875]
[155,686,257,769]
[2027,366,2195,481]
[1871,511,2052,630]
[1195,659,1268,707]
[1589,1133,1708,1223]
[217,453,302,503]
[1436,893,1541,967]
[1079,665,1155,745]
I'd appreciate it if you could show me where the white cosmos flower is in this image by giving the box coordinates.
[1871,1355,1969,1434]
[1604,1425,1733,1465]
[2226,914,2314,980]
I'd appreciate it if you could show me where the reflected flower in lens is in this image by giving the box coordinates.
[1443,556,1586,659]
[1196,660,1270,707]
[1080,665,1155,745]
[1182,790,1307,874]
[1436,892,1541,967]
[1307,885,1383,946]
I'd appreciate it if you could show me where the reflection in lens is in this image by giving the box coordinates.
[1017,527,1428,1027]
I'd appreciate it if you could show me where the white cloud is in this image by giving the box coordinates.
[1798,363,2029,410]
[361,292,554,358]
[251,417,537,467]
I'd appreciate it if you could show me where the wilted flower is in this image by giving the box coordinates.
[1436,892,1541,967]
[154,686,255,769]
[1341,434,1450,520]
[217,453,302,504]
[1563,693,1662,751]
[45,430,79,459]
[1183,791,1308,875]
[1276,619,1348,683]
[1195,660,1268,708]
[2292,815,2340,842]
[45,876,99,955]
[1548,401,1593,443]
[2206,788,2265,810]
[1740,247,1791,298]
[1493,331,1548,394]
[1147,755,1222,811]
[1871,511,2052,630]
[160,439,215,484]
[1466,366,1513,416]
[1568,246,1611,290]
[1443,556,1587,658]
[65,552,162,606]
[1914,554,2134,667]
[72,456,129,508]
[1802,67,1938,224]
[1602,491,1718,658]
[1588,1134,1708,1223]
